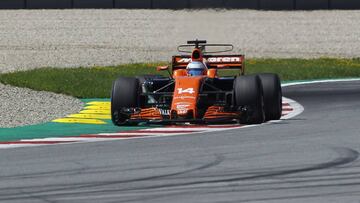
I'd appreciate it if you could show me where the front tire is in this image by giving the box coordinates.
[111,77,139,126]
[234,75,265,124]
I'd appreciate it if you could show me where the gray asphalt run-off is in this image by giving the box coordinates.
[1,9,360,127]
[0,81,360,203]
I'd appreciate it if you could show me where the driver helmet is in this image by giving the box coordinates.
[186,61,207,76]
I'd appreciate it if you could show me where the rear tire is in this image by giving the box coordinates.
[258,73,282,121]
[234,75,265,124]
[111,77,139,126]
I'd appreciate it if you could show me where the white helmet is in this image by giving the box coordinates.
[186,61,207,76]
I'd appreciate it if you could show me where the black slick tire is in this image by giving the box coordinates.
[258,73,282,121]
[234,75,265,124]
[111,77,139,126]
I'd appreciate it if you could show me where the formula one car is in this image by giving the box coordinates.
[111,40,282,126]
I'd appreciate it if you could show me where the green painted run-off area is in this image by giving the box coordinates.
[0,99,151,142]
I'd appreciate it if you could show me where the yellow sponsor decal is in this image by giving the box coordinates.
[84,105,110,110]
[52,100,111,125]
[52,118,107,124]
[67,114,111,119]
[87,101,111,106]
[80,109,110,114]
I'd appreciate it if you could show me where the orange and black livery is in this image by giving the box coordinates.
[111,40,282,125]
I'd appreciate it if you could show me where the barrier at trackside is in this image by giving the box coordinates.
[296,0,329,10]
[1,0,360,10]
[74,0,113,8]
[152,0,189,9]
[330,0,360,9]
[190,0,223,8]
[115,0,151,9]
[27,0,72,9]
[0,0,25,9]
[261,0,294,10]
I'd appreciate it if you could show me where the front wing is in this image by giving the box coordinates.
[124,107,241,124]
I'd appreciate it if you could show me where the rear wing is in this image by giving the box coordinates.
[172,55,245,75]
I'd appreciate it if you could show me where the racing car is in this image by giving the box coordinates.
[111,40,282,126]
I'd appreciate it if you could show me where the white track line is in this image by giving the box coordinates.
[282,78,360,87]
[0,100,299,149]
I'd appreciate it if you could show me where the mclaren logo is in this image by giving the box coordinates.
[177,57,241,63]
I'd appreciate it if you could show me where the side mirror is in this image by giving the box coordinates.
[207,69,217,78]
[156,65,173,79]
[156,66,169,71]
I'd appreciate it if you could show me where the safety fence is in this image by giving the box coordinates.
[0,0,359,10]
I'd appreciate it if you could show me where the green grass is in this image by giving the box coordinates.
[245,58,360,79]
[0,63,167,98]
[1,58,360,98]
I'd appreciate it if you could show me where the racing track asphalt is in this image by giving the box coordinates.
[0,80,360,203]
